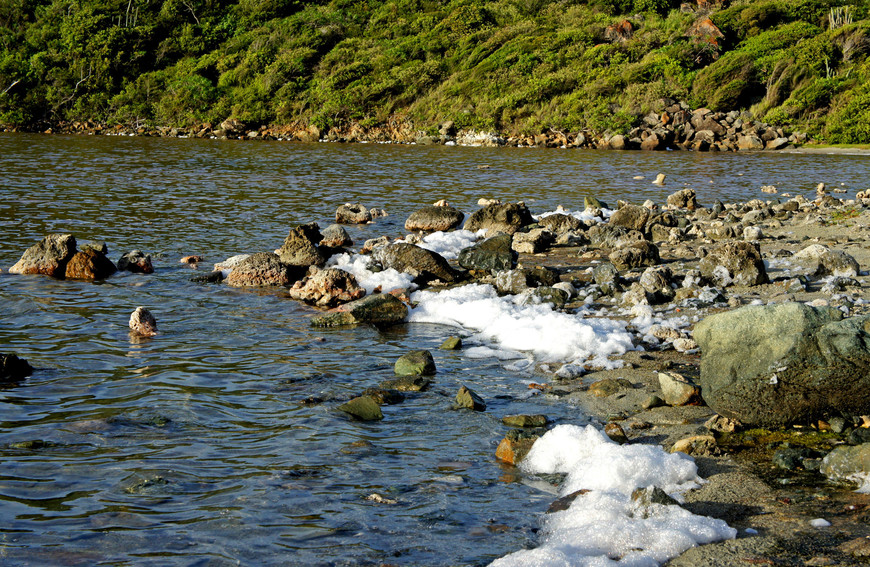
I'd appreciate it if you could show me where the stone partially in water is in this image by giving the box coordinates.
[335,203,372,224]
[311,293,408,327]
[338,395,383,421]
[404,205,465,232]
[379,375,431,392]
[64,248,117,280]
[495,428,546,465]
[118,250,154,274]
[225,252,299,287]
[458,233,516,273]
[439,336,462,350]
[1,353,33,382]
[455,385,486,411]
[9,233,77,278]
[129,307,157,337]
[463,202,534,236]
[288,268,365,307]
[394,350,436,376]
[276,222,325,267]
[502,414,548,428]
[372,243,458,284]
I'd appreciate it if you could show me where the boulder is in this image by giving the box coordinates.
[666,189,698,210]
[118,250,154,274]
[335,203,372,224]
[538,213,585,235]
[821,444,870,486]
[699,241,768,287]
[320,224,353,248]
[394,350,436,376]
[609,204,650,232]
[737,135,764,151]
[288,268,365,307]
[129,306,157,337]
[458,233,517,272]
[0,353,33,382]
[372,243,458,283]
[338,395,383,421]
[455,385,486,411]
[694,302,870,426]
[276,223,325,267]
[793,245,860,278]
[9,234,76,277]
[463,202,534,236]
[587,225,645,249]
[404,205,465,232]
[609,241,660,270]
[225,252,297,287]
[512,228,554,254]
[64,248,117,280]
[310,293,408,327]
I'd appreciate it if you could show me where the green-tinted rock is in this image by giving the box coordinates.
[362,387,405,405]
[311,293,408,327]
[440,336,462,350]
[502,414,548,427]
[455,385,486,411]
[380,375,431,392]
[822,443,870,484]
[338,395,384,421]
[588,378,633,397]
[394,350,436,376]
[457,234,517,272]
[584,196,609,210]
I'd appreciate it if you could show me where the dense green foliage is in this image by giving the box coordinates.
[0,0,868,141]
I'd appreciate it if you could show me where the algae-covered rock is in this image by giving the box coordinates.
[458,234,517,272]
[338,395,383,421]
[439,336,462,350]
[502,414,548,428]
[463,202,534,236]
[311,293,408,327]
[455,385,486,411]
[394,350,436,376]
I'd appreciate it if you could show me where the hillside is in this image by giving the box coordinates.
[0,0,868,143]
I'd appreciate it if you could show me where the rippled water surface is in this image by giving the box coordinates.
[1,134,868,566]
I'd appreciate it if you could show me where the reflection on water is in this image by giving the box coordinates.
[0,134,867,565]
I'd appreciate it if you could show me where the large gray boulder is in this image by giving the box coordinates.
[404,206,464,232]
[694,302,870,426]
[372,243,458,284]
[276,222,325,267]
[458,234,516,272]
[225,252,298,287]
[463,202,534,236]
[699,241,768,287]
[10,234,77,277]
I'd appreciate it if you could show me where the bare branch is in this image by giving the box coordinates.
[2,79,20,95]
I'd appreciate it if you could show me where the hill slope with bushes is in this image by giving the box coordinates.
[0,0,868,142]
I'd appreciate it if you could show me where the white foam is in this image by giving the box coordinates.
[491,425,737,566]
[413,229,480,260]
[327,253,416,294]
[536,207,611,225]
[409,284,633,367]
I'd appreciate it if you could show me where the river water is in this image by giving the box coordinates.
[0,134,867,566]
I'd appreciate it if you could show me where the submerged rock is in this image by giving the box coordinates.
[288,268,365,307]
[379,375,431,391]
[118,250,154,274]
[10,233,77,277]
[338,395,383,421]
[129,307,157,337]
[463,202,534,236]
[439,336,462,350]
[310,293,408,327]
[694,302,870,426]
[458,234,517,272]
[404,205,465,232]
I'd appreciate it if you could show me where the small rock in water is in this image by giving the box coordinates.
[129,307,157,337]
[337,395,383,421]
[179,255,202,264]
[495,428,545,465]
[455,385,486,411]
[1,353,33,382]
[394,350,436,376]
[439,336,462,350]
[366,493,398,504]
[502,414,548,428]
[652,173,666,185]
[118,250,154,274]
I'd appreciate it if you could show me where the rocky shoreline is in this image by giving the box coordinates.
[7,183,870,565]
[4,103,809,152]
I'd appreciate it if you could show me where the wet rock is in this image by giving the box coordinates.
[191,270,224,284]
[361,387,405,405]
[455,385,486,411]
[694,302,870,426]
[276,222,325,267]
[458,233,517,272]
[584,196,609,210]
[338,395,383,421]
[609,241,660,271]
[118,250,154,274]
[311,293,408,327]
[379,375,431,392]
[502,414,548,427]
[395,350,436,376]
[773,446,821,470]
[372,243,458,284]
[0,353,33,382]
[335,203,372,224]
[821,443,870,486]
[658,372,702,406]
[671,435,717,456]
[512,228,554,254]
[589,378,633,397]
[404,205,465,232]
[793,244,860,278]
[463,202,534,236]
[604,422,628,444]
[495,428,545,465]
[288,267,365,307]
[440,336,462,350]
[538,213,585,235]
[64,248,117,280]
[225,252,297,287]
[362,235,391,254]
[129,306,157,337]
[213,254,249,272]
[699,241,768,287]
[609,204,650,232]
[9,233,77,277]
[320,224,353,248]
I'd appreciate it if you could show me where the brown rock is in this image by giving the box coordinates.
[288,268,365,307]
[9,233,77,277]
[129,307,157,337]
[64,248,117,280]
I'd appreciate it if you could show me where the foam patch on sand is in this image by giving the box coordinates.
[409,284,633,367]
[490,425,737,567]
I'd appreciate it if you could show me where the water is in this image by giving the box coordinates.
[0,134,868,566]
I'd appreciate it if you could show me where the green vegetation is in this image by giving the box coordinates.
[0,0,869,141]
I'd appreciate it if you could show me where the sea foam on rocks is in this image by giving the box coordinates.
[490,425,737,566]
